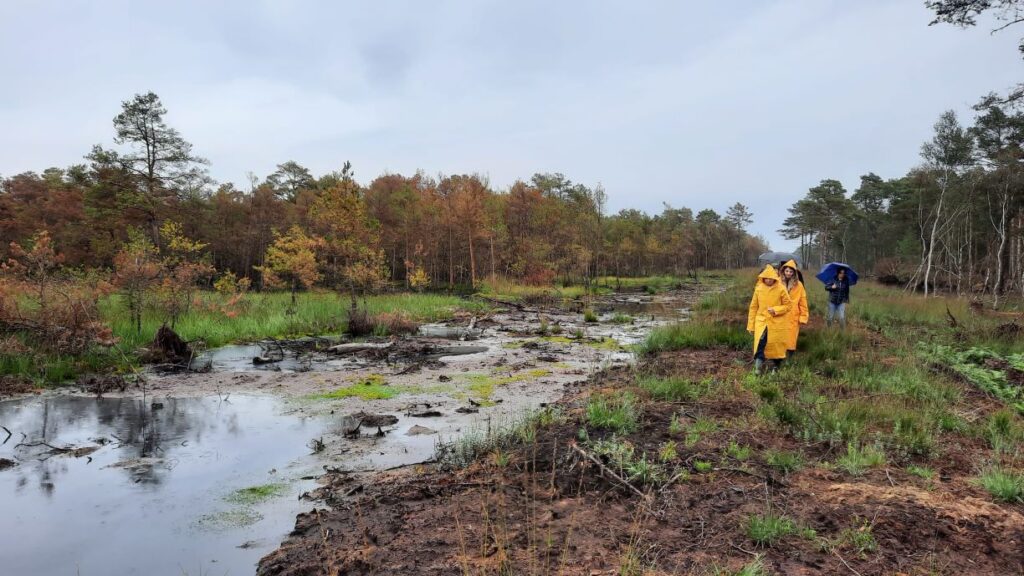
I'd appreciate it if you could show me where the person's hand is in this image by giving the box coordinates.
[747,329,754,334]
[767,307,775,316]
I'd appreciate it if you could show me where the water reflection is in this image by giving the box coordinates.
[0,395,328,576]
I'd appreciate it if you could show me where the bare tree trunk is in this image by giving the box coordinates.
[924,169,949,297]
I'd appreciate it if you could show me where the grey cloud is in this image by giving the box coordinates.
[1,0,1021,249]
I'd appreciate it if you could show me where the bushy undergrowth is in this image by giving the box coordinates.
[917,343,1024,413]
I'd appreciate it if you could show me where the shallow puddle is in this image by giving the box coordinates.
[0,395,330,576]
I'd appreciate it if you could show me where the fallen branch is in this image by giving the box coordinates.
[14,440,71,453]
[1,425,10,445]
[833,548,863,576]
[570,442,650,501]
[329,342,394,354]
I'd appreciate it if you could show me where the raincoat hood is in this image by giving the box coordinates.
[782,259,798,272]
[757,265,780,282]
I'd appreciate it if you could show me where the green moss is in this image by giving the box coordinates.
[316,374,399,400]
[587,337,624,351]
[197,508,264,529]
[463,368,551,400]
[225,483,288,505]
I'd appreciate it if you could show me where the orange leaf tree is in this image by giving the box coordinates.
[257,225,321,308]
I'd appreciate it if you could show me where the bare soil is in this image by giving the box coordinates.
[258,348,1024,576]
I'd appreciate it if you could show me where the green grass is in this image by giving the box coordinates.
[586,392,640,434]
[764,450,803,474]
[976,467,1024,503]
[637,320,749,355]
[105,291,489,351]
[658,440,678,463]
[835,443,886,476]
[476,277,603,303]
[596,275,686,294]
[726,440,751,461]
[6,289,490,385]
[608,313,633,324]
[435,408,563,469]
[637,375,700,401]
[906,465,935,480]
[747,513,796,546]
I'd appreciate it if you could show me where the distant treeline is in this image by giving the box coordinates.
[0,92,767,291]
[781,97,1024,304]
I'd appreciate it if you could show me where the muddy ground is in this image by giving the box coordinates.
[257,345,1024,576]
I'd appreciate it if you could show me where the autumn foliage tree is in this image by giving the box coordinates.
[310,178,387,308]
[112,230,161,334]
[258,225,321,308]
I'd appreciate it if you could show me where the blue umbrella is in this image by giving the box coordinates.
[815,262,858,286]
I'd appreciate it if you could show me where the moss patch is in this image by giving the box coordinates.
[463,368,552,400]
[315,374,400,400]
[225,483,288,505]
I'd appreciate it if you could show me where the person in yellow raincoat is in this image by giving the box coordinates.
[779,260,808,356]
[747,265,792,372]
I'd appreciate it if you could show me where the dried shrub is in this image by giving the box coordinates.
[371,311,419,336]
[1,232,115,354]
[874,257,909,286]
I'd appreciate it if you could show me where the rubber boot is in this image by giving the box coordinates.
[754,358,764,374]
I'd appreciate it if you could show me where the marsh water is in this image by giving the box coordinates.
[0,395,328,576]
[0,289,698,575]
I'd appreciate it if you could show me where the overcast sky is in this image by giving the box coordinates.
[1,1,1021,250]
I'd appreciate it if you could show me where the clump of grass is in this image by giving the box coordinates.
[658,440,678,463]
[225,483,287,505]
[590,438,666,485]
[694,460,713,473]
[685,417,718,447]
[906,465,934,479]
[747,513,795,546]
[586,392,640,434]
[637,375,698,401]
[537,317,550,335]
[637,320,748,355]
[765,450,803,475]
[435,408,558,469]
[986,409,1022,452]
[609,313,633,324]
[732,557,769,576]
[668,413,684,435]
[975,467,1024,503]
[583,309,599,323]
[726,440,752,461]
[836,443,886,476]
[826,519,877,557]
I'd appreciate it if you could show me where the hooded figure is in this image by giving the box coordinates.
[747,265,792,370]
[780,260,808,353]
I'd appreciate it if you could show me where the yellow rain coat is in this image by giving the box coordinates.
[781,260,808,352]
[746,265,792,360]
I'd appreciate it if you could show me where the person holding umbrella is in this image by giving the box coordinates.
[779,260,808,355]
[747,265,792,373]
[816,263,857,329]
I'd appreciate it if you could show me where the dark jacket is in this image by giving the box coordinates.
[826,277,850,304]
